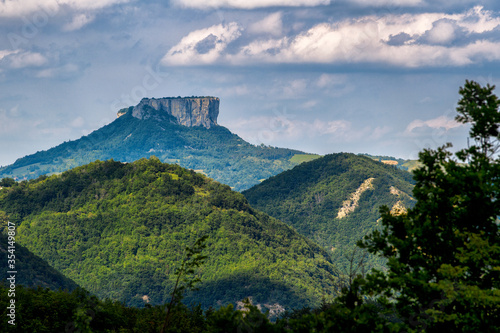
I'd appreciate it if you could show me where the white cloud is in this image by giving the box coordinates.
[161,22,242,66]
[248,12,283,36]
[405,115,462,133]
[35,63,81,78]
[222,6,500,67]
[0,0,128,18]
[0,49,18,61]
[423,20,457,44]
[63,13,95,31]
[350,0,422,5]
[458,6,500,33]
[60,0,129,11]
[160,5,500,68]
[8,51,47,68]
[172,0,330,10]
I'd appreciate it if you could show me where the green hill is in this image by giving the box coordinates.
[358,153,421,172]
[243,153,416,269]
[0,98,316,191]
[0,236,79,292]
[0,157,338,311]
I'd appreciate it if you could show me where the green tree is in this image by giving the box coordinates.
[161,235,208,333]
[359,80,500,332]
[0,178,16,187]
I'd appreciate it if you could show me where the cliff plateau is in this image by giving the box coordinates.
[118,96,219,129]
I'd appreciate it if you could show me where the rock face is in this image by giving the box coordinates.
[118,96,219,128]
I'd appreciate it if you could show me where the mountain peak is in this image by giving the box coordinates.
[118,96,219,128]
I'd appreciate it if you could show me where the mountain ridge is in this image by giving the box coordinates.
[243,153,416,269]
[0,97,315,191]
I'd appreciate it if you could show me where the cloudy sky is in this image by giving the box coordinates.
[1,0,500,166]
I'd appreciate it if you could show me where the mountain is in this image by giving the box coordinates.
[0,157,338,311]
[242,153,416,269]
[0,96,317,191]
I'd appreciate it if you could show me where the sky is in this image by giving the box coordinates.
[2,0,500,166]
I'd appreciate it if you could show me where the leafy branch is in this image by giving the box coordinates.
[160,235,208,333]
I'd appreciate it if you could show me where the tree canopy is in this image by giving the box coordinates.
[358,80,500,332]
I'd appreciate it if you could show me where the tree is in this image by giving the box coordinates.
[0,177,16,187]
[161,235,208,333]
[358,80,500,332]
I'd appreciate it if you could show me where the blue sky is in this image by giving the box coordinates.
[1,0,500,166]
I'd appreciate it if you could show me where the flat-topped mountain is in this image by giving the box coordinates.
[118,96,219,128]
[0,97,317,191]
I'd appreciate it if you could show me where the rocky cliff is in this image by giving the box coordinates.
[118,96,219,128]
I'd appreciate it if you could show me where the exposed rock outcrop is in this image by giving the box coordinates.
[118,96,219,129]
[337,178,375,219]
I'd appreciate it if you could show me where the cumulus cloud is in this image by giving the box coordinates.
[420,19,459,44]
[172,0,330,10]
[159,5,500,67]
[405,115,462,134]
[0,0,129,17]
[161,22,242,65]
[248,12,283,36]
[8,51,47,68]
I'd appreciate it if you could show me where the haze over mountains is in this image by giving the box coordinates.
[0,97,318,191]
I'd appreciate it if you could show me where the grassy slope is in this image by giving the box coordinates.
[0,158,338,311]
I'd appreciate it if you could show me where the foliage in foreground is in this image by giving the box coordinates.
[357,80,500,332]
[0,283,397,333]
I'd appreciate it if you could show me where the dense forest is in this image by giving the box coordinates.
[0,157,338,311]
[0,111,316,191]
[243,152,415,270]
[0,236,79,292]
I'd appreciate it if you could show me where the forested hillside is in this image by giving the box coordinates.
[0,110,314,191]
[0,157,338,311]
[0,236,79,292]
[243,153,415,269]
